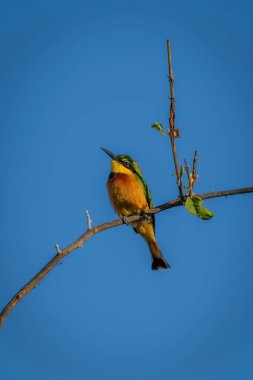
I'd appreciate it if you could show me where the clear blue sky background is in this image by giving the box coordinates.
[1,1,253,379]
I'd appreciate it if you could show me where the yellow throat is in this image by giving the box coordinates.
[111,160,132,174]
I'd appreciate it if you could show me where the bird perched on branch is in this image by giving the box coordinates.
[101,147,170,270]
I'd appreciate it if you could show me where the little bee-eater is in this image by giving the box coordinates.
[101,147,170,270]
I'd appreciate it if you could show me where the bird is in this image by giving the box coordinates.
[101,147,170,270]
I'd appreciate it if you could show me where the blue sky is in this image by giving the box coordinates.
[1,0,253,379]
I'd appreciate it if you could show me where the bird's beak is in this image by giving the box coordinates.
[101,147,119,162]
[101,147,135,174]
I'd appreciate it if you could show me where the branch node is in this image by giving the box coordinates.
[86,209,92,230]
[169,128,180,138]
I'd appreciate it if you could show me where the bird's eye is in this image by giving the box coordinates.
[124,162,130,167]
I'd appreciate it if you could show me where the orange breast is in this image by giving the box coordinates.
[107,173,149,217]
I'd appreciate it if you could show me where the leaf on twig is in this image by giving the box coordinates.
[185,196,214,220]
[184,185,189,190]
[172,166,184,178]
[151,122,165,136]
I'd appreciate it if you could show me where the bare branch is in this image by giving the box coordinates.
[192,150,198,180]
[191,150,198,195]
[184,151,198,197]
[1,186,253,329]
[167,39,184,201]
[55,244,62,254]
[184,159,192,196]
[86,209,92,230]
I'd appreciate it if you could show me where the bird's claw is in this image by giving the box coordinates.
[122,216,129,225]
[140,211,152,223]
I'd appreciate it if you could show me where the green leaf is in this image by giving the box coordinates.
[185,196,214,220]
[151,122,165,136]
[184,185,189,190]
[172,166,184,178]
[185,197,197,215]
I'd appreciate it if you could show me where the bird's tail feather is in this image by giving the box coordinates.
[147,240,170,270]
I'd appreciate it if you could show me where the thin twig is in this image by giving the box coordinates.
[192,150,198,179]
[86,209,92,230]
[1,186,253,329]
[167,39,184,201]
[55,244,62,254]
[184,152,198,197]
[184,159,192,196]
[191,150,198,195]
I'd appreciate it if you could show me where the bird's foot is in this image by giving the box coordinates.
[140,211,152,223]
[122,216,129,225]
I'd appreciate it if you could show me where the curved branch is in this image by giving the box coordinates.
[0,186,252,329]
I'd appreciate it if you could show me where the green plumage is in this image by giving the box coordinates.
[117,155,153,208]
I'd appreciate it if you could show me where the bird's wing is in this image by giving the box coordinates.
[134,174,153,208]
[143,180,153,209]
[135,174,156,232]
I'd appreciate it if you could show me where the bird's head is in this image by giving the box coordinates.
[101,147,142,176]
